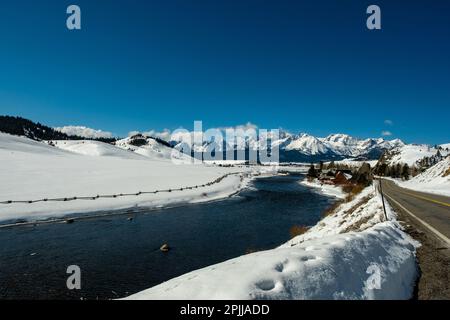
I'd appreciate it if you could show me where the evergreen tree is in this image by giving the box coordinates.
[384,165,391,177]
[377,163,387,176]
[411,165,419,177]
[396,163,402,178]
[328,161,335,170]
[401,163,410,180]
[307,164,317,178]
[0,115,117,143]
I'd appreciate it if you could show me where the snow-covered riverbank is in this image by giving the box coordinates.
[299,179,346,199]
[125,181,419,300]
[0,133,253,223]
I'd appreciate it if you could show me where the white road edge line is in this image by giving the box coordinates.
[384,193,450,247]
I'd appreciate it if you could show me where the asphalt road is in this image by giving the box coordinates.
[381,179,450,246]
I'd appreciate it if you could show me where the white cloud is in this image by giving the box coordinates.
[128,131,141,137]
[381,131,392,137]
[384,120,393,126]
[144,129,172,141]
[130,123,260,143]
[217,122,259,131]
[55,126,113,139]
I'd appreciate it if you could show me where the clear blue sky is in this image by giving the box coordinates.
[0,0,449,144]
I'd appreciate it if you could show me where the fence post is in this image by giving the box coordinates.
[378,178,388,221]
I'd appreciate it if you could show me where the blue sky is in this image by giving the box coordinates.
[0,0,449,144]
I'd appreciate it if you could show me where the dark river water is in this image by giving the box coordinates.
[0,174,335,300]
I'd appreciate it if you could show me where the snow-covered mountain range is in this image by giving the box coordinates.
[276,133,404,162]
[0,116,407,163]
[165,131,405,163]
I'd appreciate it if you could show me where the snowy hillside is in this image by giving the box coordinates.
[0,116,115,142]
[125,186,418,300]
[50,140,145,160]
[381,144,446,166]
[115,134,191,161]
[0,132,250,223]
[0,132,72,155]
[440,143,450,150]
[399,157,450,197]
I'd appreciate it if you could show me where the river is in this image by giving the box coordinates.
[0,174,336,299]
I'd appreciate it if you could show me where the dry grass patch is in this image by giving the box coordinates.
[245,248,258,255]
[342,214,373,233]
[443,167,450,177]
[322,200,344,217]
[342,183,366,202]
[289,225,310,239]
[342,196,372,218]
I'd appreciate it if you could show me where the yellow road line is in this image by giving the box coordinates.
[383,193,450,246]
[381,179,450,208]
[398,189,450,208]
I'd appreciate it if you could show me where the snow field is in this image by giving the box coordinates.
[0,132,252,222]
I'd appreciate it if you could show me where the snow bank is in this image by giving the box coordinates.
[125,222,418,300]
[398,157,450,197]
[0,133,251,223]
[125,184,419,300]
[285,186,387,244]
[299,179,346,199]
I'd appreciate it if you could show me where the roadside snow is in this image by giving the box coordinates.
[125,222,418,300]
[396,157,450,197]
[0,132,251,223]
[125,182,419,300]
[283,185,388,245]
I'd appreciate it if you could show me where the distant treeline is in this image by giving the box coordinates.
[0,116,116,143]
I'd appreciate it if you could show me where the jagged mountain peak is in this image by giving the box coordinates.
[323,133,355,143]
[284,134,329,155]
